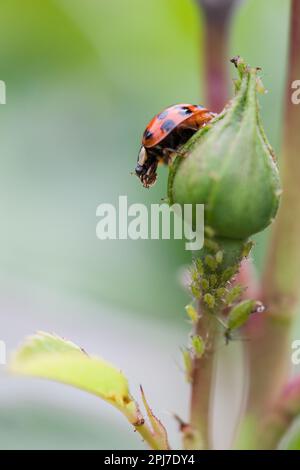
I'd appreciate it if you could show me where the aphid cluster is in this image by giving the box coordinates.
[188,233,264,346]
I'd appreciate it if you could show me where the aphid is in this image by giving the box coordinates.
[191,335,205,359]
[224,300,265,345]
[135,104,215,188]
[185,304,198,323]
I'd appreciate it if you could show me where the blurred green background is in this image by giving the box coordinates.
[0,0,296,449]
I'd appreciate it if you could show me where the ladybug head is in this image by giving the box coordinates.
[135,146,157,188]
[137,146,147,166]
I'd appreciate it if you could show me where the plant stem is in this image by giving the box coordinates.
[256,376,300,449]
[202,17,230,112]
[187,301,218,449]
[197,0,241,112]
[245,0,300,423]
[135,422,168,450]
[124,399,170,450]
[185,2,243,449]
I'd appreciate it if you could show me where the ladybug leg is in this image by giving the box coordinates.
[163,147,186,156]
[142,161,158,188]
[160,147,186,159]
[162,148,187,165]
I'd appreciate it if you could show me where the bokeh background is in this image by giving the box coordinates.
[0,0,297,449]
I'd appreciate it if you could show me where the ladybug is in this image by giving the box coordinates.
[135,104,215,188]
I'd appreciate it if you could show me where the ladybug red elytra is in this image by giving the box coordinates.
[135,104,215,188]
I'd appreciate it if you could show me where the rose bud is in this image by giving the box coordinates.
[168,57,281,244]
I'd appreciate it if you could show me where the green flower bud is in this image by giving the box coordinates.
[168,57,281,241]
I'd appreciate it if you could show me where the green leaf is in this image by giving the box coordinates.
[279,417,300,450]
[9,332,171,450]
[9,332,139,422]
[140,386,170,450]
[234,416,258,450]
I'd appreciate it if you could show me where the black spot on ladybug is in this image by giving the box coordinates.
[157,110,168,120]
[178,106,193,116]
[143,129,153,140]
[160,119,175,133]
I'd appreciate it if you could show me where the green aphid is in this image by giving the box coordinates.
[216,287,227,299]
[209,274,218,288]
[185,304,198,323]
[191,335,205,359]
[205,254,218,271]
[191,284,201,299]
[195,258,204,275]
[227,299,257,330]
[204,293,215,309]
[200,278,209,291]
[204,226,215,238]
[242,241,254,258]
[204,238,219,253]
[221,266,238,283]
[182,349,193,383]
[226,285,245,305]
[216,250,223,264]
[224,300,264,344]
[191,269,199,282]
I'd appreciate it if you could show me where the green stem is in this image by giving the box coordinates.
[202,16,230,112]
[124,400,170,450]
[262,0,300,314]
[197,0,242,112]
[187,301,218,449]
[184,3,233,450]
[256,376,300,449]
[187,1,244,450]
[135,422,168,450]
